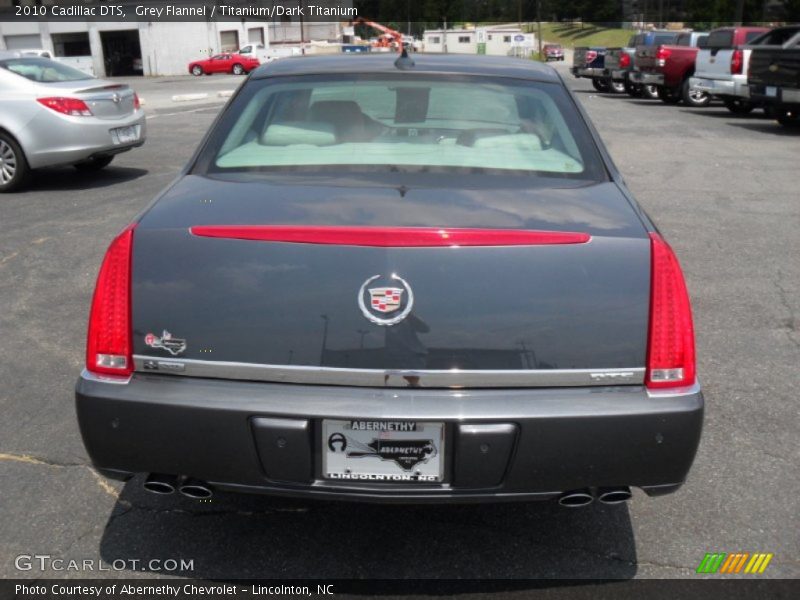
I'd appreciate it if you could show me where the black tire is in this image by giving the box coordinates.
[776,108,800,129]
[641,84,659,100]
[763,104,777,118]
[232,63,244,75]
[609,80,626,94]
[74,156,114,171]
[682,79,711,107]
[723,98,755,115]
[191,65,203,76]
[657,86,681,104]
[624,80,642,97]
[591,78,610,93]
[0,131,31,193]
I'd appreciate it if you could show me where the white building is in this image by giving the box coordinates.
[423,26,535,57]
[422,29,477,54]
[0,1,344,76]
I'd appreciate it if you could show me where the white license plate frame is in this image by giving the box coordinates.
[322,420,445,483]
[112,125,139,144]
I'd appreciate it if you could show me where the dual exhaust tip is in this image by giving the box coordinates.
[143,474,213,499]
[558,486,632,508]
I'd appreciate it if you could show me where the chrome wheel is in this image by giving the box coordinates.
[0,139,17,185]
[232,63,244,75]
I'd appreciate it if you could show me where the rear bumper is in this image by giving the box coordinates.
[629,71,664,86]
[749,84,800,107]
[76,371,703,503]
[690,77,749,99]
[20,109,146,169]
[571,67,605,79]
[605,69,629,82]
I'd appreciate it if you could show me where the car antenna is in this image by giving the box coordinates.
[394,48,415,70]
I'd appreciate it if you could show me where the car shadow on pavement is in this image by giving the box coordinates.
[725,121,800,136]
[24,166,148,192]
[98,475,637,581]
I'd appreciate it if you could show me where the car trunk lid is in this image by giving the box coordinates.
[130,175,651,385]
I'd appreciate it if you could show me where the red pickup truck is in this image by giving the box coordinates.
[631,31,711,106]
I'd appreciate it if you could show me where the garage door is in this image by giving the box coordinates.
[5,34,43,50]
[220,30,239,52]
[248,28,264,45]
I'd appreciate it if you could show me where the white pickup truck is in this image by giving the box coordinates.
[689,26,770,114]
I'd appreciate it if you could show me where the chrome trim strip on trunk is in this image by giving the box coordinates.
[133,356,644,388]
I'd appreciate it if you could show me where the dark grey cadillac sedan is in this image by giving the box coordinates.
[76,54,702,506]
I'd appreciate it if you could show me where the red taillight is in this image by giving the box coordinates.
[37,97,93,117]
[133,92,141,110]
[86,225,135,377]
[619,53,631,68]
[655,45,671,67]
[645,233,696,390]
[731,49,744,75]
[190,226,591,247]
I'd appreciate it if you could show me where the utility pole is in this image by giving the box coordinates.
[537,0,543,60]
[443,16,447,53]
[299,0,305,55]
[735,0,745,25]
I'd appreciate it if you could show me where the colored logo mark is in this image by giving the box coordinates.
[696,552,774,574]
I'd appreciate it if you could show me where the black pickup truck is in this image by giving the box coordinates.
[748,26,800,128]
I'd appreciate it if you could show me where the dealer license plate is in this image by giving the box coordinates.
[111,125,140,144]
[322,420,444,483]
[766,86,777,97]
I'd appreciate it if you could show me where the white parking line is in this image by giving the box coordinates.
[146,105,223,120]
[172,93,209,102]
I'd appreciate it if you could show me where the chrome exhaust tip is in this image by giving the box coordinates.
[558,489,595,508]
[143,473,177,495]
[597,486,632,504]
[178,478,213,499]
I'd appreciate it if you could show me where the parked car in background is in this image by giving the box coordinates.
[188,53,260,76]
[236,43,269,63]
[76,54,702,507]
[631,31,710,107]
[543,44,564,61]
[0,53,145,192]
[572,46,622,92]
[605,31,680,98]
[748,25,800,127]
[690,26,771,114]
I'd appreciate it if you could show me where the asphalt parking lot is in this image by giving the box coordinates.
[1,62,798,582]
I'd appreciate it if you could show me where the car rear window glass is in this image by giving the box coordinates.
[0,57,92,82]
[204,74,605,180]
[653,33,678,45]
[708,30,734,49]
[747,29,790,44]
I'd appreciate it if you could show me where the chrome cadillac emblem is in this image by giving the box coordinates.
[358,274,414,326]
[111,93,121,104]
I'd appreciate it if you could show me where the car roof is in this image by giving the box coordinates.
[251,53,561,83]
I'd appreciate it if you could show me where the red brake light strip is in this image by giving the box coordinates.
[189,226,591,247]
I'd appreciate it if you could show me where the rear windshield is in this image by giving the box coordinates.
[652,33,678,45]
[0,57,92,82]
[749,28,797,45]
[708,30,734,49]
[200,74,606,181]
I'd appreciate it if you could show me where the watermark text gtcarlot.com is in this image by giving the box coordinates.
[14,554,194,572]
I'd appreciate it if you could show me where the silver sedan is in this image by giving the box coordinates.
[0,52,146,192]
